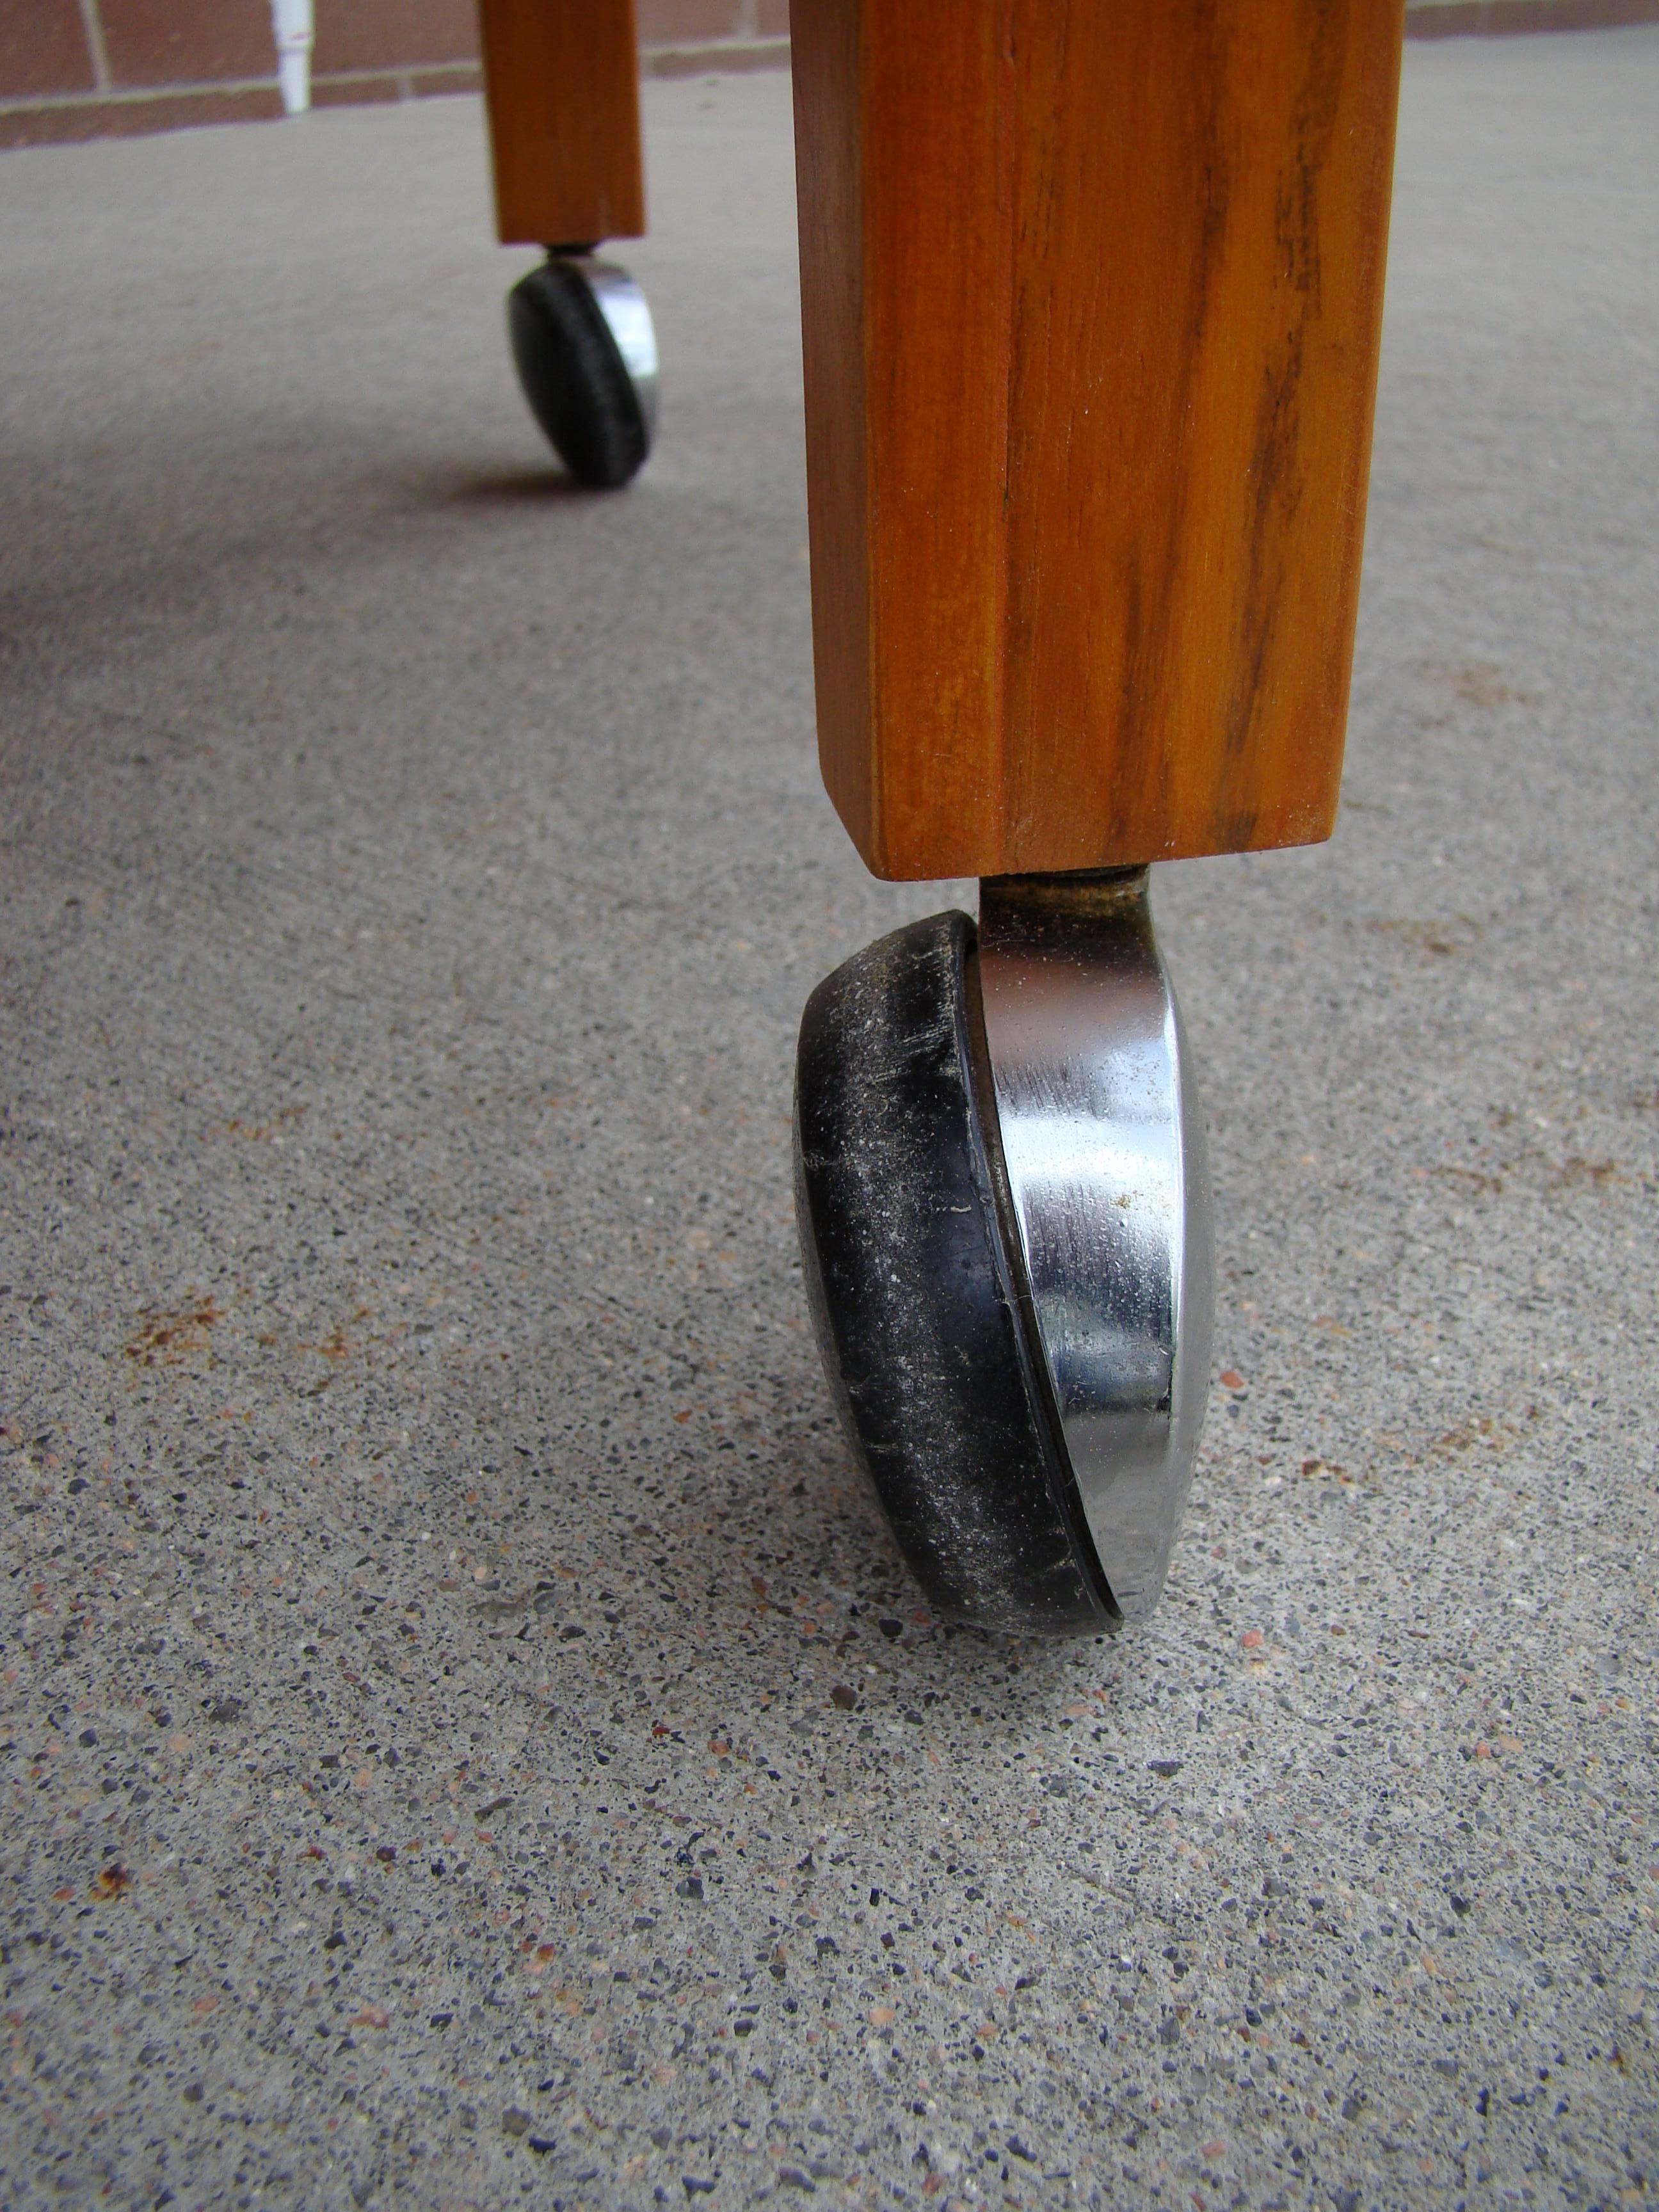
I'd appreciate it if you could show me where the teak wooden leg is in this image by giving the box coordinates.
[792,0,1406,881]
[477,0,659,489]
[477,0,645,248]
[792,7,1405,1637]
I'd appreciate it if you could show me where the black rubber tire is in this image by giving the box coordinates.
[506,260,650,490]
[794,911,1121,1638]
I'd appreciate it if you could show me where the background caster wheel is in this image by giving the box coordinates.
[506,250,659,488]
[794,870,1212,1638]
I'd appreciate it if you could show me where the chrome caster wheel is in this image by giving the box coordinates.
[794,869,1212,1637]
[506,250,659,488]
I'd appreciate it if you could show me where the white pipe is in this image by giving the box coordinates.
[270,0,314,116]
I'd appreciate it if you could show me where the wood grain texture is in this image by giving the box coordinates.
[792,0,1405,881]
[478,0,644,246]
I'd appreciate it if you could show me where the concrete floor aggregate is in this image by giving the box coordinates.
[1,35,1656,2212]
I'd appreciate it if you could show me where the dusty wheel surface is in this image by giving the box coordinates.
[793,873,1212,1638]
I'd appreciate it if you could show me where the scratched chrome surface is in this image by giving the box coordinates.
[977,870,1213,1618]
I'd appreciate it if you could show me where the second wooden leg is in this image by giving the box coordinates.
[477,0,645,248]
[477,0,659,488]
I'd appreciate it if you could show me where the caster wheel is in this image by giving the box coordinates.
[794,869,1212,1638]
[506,250,659,489]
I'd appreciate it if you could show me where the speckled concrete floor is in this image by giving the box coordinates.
[1,34,1656,2212]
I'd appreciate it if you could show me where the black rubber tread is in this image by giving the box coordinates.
[794,911,1120,1638]
[506,260,649,490]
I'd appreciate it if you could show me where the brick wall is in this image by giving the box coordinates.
[1,0,1653,152]
[0,0,789,148]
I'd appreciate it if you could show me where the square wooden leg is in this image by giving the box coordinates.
[478,0,646,248]
[792,0,1406,880]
